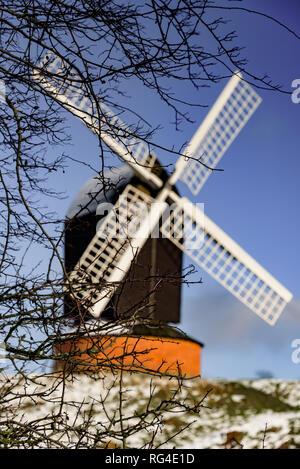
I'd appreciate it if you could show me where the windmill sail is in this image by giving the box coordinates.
[161,193,293,325]
[172,73,262,194]
[67,185,167,318]
[33,52,162,189]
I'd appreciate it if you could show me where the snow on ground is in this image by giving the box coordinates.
[0,373,300,449]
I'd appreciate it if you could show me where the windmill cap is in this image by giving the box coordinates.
[66,164,134,219]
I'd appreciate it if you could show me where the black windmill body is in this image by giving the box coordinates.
[65,164,183,325]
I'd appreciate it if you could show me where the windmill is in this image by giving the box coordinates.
[33,52,293,375]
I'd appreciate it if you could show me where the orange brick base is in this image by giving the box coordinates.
[54,334,202,377]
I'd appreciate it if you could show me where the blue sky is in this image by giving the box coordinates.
[42,0,300,379]
[182,0,300,379]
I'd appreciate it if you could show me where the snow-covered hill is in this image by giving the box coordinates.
[1,373,300,449]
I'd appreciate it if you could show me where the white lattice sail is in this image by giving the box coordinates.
[176,73,262,195]
[161,193,293,325]
[67,185,167,318]
[33,52,162,189]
